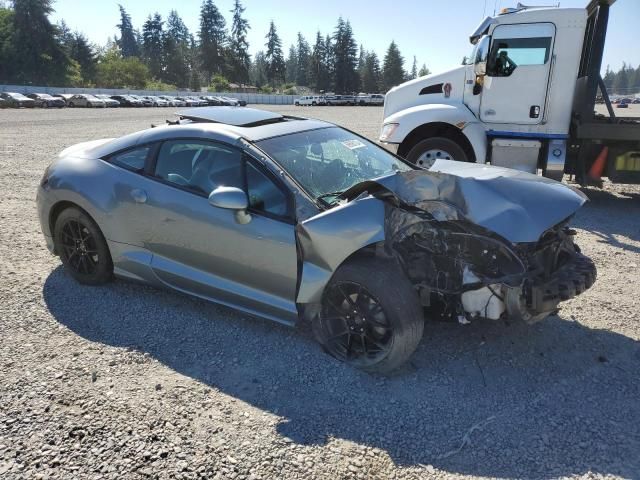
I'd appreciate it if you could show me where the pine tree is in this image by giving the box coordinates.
[69,33,96,84]
[164,10,190,88]
[418,63,431,77]
[410,55,417,80]
[229,0,250,84]
[117,4,139,58]
[332,18,358,94]
[362,51,382,93]
[250,50,268,87]
[296,33,310,87]
[11,0,70,85]
[357,44,366,92]
[285,44,297,84]
[612,62,629,94]
[264,21,285,87]
[324,34,334,91]
[199,0,227,82]
[142,13,164,80]
[308,31,329,92]
[383,40,404,90]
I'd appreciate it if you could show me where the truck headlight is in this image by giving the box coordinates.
[380,123,399,142]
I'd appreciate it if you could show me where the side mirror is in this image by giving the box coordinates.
[473,35,491,77]
[208,186,251,224]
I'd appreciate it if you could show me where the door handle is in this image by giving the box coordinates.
[131,188,147,204]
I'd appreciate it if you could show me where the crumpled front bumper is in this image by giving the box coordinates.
[507,251,597,323]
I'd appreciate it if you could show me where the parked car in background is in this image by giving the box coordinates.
[26,93,66,108]
[200,96,222,106]
[633,98,640,104]
[52,94,74,105]
[617,102,629,109]
[67,94,106,108]
[295,96,325,106]
[159,96,186,107]
[326,95,355,106]
[129,95,154,107]
[142,96,169,107]
[110,95,142,107]
[356,93,385,106]
[221,96,245,106]
[0,98,7,109]
[0,92,36,108]
[94,95,120,107]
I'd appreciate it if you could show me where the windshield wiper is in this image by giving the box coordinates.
[316,191,345,206]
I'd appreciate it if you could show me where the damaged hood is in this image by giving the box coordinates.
[345,160,587,243]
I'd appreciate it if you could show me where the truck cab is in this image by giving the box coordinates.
[380,0,640,184]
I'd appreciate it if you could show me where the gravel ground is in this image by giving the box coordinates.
[1,106,639,480]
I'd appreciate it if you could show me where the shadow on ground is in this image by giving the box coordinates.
[43,265,640,479]
[575,186,640,253]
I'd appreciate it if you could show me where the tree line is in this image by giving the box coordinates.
[0,0,432,94]
[603,63,640,96]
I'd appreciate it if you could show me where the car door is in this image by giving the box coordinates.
[479,23,555,125]
[134,138,299,323]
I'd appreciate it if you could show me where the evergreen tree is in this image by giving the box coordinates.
[228,0,250,84]
[324,34,334,91]
[250,50,268,88]
[362,51,382,93]
[285,44,297,84]
[142,13,164,80]
[295,32,310,86]
[332,17,358,94]
[264,21,285,87]
[68,33,96,84]
[11,0,70,85]
[357,44,366,91]
[308,30,329,92]
[164,10,190,88]
[116,4,139,58]
[418,63,431,77]
[612,62,629,94]
[199,0,227,82]
[410,55,417,80]
[383,40,404,90]
[0,6,14,83]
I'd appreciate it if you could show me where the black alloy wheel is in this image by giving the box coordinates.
[320,281,393,368]
[54,207,113,285]
[314,259,424,373]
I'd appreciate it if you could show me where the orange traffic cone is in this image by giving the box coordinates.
[588,146,608,184]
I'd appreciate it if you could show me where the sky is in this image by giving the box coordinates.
[49,0,640,74]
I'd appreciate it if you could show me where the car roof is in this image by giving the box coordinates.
[179,106,287,128]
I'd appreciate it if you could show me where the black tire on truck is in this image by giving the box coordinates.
[405,137,468,168]
[313,258,424,374]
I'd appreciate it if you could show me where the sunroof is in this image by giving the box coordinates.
[178,106,284,127]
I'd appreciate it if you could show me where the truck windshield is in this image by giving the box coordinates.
[257,127,413,204]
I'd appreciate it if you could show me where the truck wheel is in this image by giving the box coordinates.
[405,137,468,168]
[313,259,424,374]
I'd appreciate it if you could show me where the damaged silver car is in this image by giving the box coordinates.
[36,107,596,373]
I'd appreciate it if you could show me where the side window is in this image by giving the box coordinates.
[487,36,552,77]
[154,140,243,195]
[246,161,289,217]
[108,146,150,172]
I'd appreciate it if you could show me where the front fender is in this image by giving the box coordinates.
[381,104,486,162]
[296,197,386,305]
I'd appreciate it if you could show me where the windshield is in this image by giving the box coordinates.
[257,127,413,205]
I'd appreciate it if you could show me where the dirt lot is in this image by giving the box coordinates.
[0,106,639,480]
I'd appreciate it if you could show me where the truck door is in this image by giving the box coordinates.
[480,23,555,125]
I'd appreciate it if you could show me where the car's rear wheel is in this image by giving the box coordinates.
[313,259,424,374]
[405,137,468,168]
[54,207,113,285]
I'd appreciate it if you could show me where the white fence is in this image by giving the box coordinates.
[0,85,299,105]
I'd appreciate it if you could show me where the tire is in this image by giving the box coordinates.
[312,102,317,106]
[295,102,299,106]
[68,102,75,108]
[53,207,113,285]
[405,136,468,168]
[313,259,424,374]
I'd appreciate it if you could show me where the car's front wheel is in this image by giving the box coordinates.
[313,259,424,374]
[54,207,113,285]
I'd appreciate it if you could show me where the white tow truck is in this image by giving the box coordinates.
[379,0,640,184]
